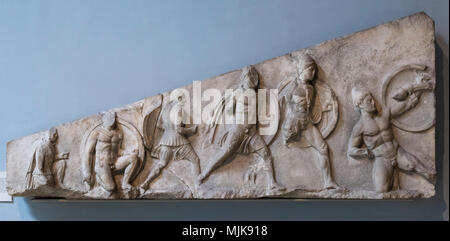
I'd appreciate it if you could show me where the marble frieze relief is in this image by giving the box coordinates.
[7,12,437,199]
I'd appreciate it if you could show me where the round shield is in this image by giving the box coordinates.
[278,79,339,148]
[80,117,145,163]
[381,64,435,132]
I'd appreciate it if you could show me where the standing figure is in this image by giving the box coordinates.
[278,53,339,190]
[200,66,285,195]
[82,112,140,197]
[348,76,436,193]
[25,128,69,190]
[140,95,201,192]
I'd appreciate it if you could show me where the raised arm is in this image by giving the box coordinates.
[177,125,197,136]
[389,73,433,118]
[177,107,197,136]
[55,152,69,160]
[389,90,420,118]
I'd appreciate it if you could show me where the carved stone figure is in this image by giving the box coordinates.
[81,112,140,198]
[139,95,201,193]
[278,53,339,190]
[200,66,285,195]
[348,68,436,193]
[6,12,437,199]
[25,128,69,190]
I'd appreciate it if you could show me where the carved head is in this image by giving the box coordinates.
[176,94,187,107]
[169,95,188,126]
[102,111,117,130]
[240,65,259,90]
[352,88,376,113]
[48,127,58,143]
[296,53,316,82]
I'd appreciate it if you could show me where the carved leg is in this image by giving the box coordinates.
[198,135,241,183]
[140,160,168,191]
[116,153,139,191]
[303,124,339,190]
[316,152,339,189]
[32,147,52,188]
[191,160,201,187]
[94,159,116,192]
[190,155,201,187]
[180,145,202,187]
[373,157,395,193]
[54,160,67,187]
[392,168,401,191]
[140,146,171,191]
[255,147,285,194]
[396,147,436,183]
[198,148,232,183]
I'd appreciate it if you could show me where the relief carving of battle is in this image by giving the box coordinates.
[6,13,437,199]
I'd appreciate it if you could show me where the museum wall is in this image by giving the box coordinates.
[0,0,448,220]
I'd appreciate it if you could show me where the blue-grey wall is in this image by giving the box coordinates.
[0,0,448,220]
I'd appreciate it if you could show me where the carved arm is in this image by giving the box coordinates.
[347,125,373,160]
[55,152,69,160]
[177,125,197,136]
[390,73,433,118]
[390,91,420,118]
[81,133,97,185]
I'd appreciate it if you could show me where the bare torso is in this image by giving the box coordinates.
[95,128,122,167]
[360,112,397,158]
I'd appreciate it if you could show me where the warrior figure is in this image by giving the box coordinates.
[26,128,69,190]
[348,75,436,192]
[200,66,285,194]
[278,53,339,190]
[140,95,201,192]
[82,112,139,196]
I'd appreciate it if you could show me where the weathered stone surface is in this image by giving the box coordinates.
[7,12,436,199]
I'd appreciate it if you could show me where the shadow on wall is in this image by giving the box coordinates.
[18,41,448,221]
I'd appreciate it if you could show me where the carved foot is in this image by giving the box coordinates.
[139,183,150,193]
[265,183,286,196]
[194,176,202,187]
[122,183,133,191]
[324,180,341,190]
[121,186,139,199]
[139,187,147,196]
[197,173,208,184]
